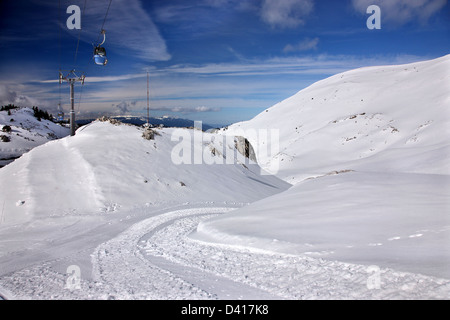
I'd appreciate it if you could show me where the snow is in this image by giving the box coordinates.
[196,171,450,279]
[0,107,69,167]
[0,120,291,299]
[0,120,288,226]
[1,55,449,300]
[194,55,450,288]
[221,55,450,181]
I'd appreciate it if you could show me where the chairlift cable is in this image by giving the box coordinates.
[58,0,62,111]
[60,0,113,123]
[73,0,87,67]
[93,0,112,66]
[97,0,113,44]
[58,0,62,73]
[77,81,84,115]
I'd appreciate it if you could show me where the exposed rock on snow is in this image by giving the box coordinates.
[234,136,257,162]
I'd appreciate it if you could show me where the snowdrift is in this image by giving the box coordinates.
[195,55,450,279]
[0,121,289,226]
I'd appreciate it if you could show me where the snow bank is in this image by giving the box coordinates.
[195,55,450,279]
[196,171,450,278]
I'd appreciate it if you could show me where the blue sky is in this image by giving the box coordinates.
[0,0,449,126]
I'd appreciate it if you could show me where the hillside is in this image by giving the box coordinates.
[220,55,450,182]
[195,55,450,279]
[0,107,70,167]
[0,120,289,226]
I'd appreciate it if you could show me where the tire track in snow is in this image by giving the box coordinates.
[95,206,450,300]
[3,206,447,299]
[91,207,239,299]
[137,212,281,300]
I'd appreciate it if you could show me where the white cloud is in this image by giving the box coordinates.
[194,106,220,112]
[113,100,138,114]
[160,54,422,77]
[260,0,314,29]
[351,0,448,25]
[283,37,319,53]
[154,4,196,23]
[140,105,220,114]
[0,83,45,108]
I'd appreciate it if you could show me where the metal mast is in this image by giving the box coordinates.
[147,71,150,127]
[59,70,85,136]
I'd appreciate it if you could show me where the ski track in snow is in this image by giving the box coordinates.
[136,208,450,300]
[1,206,449,300]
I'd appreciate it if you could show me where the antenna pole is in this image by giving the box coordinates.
[70,81,75,136]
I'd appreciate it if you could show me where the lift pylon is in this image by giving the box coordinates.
[59,70,85,136]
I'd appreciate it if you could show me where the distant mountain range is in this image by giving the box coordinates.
[77,116,218,131]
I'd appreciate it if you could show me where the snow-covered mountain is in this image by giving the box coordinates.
[195,55,450,279]
[0,107,70,167]
[220,55,450,182]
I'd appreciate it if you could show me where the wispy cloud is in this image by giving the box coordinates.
[50,0,171,62]
[75,53,431,113]
[158,54,425,77]
[2,0,170,63]
[283,37,319,53]
[260,0,314,29]
[154,0,316,31]
[153,4,195,23]
[91,0,170,61]
[194,106,221,112]
[351,0,448,25]
[40,73,147,84]
[155,106,221,113]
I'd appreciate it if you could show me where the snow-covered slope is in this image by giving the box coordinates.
[221,55,450,182]
[0,120,289,226]
[195,55,450,279]
[0,107,70,167]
